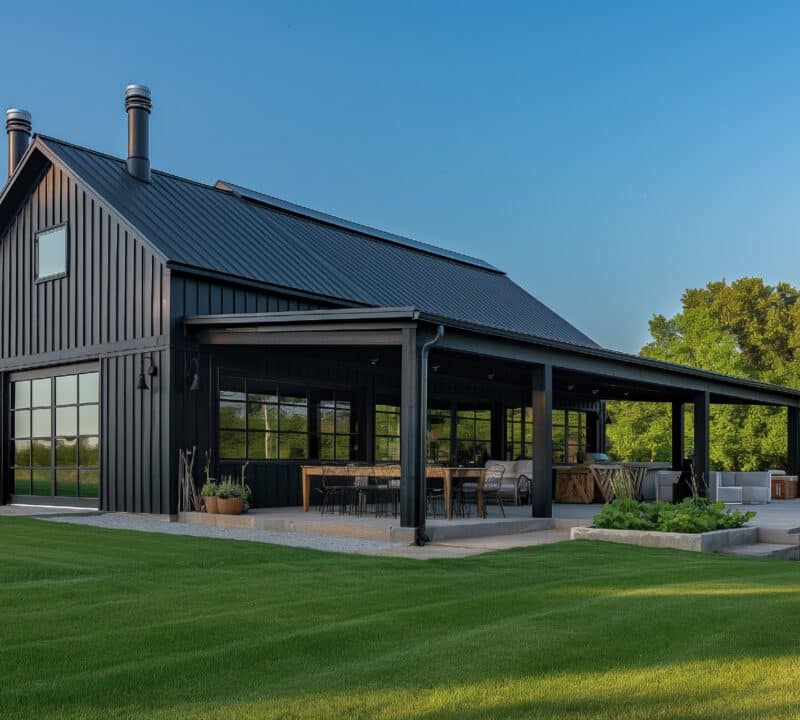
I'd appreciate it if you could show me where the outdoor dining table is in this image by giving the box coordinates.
[300,465,486,520]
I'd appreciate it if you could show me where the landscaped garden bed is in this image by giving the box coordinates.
[570,498,758,553]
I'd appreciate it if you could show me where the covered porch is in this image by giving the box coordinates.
[182,307,800,543]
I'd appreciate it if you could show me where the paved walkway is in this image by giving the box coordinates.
[2,506,570,560]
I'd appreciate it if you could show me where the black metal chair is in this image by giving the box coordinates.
[462,464,506,518]
[316,467,344,515]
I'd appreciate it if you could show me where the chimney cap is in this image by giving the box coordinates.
[125,85,152,112]
[6,108,32,131]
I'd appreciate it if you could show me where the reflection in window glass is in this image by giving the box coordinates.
[10,370,100,499]
[32,378,51,407]
[79,372,100,403]
[36,226,67,280]
[375,403,401,462]
[56,375,77,406]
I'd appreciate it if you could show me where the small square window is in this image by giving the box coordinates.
[36,225,68,281]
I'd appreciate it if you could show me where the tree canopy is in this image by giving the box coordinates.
[606,278,800,470]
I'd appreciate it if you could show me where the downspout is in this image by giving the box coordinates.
[416,324,445,546]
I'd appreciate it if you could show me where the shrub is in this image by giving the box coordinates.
[593,498,755,533]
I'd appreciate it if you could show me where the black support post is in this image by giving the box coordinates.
[671,401,684,471]
[400,329,424,531]
[788,406,800,477]
[531,363,553,518]
[693,391,710,491]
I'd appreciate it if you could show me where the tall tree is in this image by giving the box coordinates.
[606,278,800,470]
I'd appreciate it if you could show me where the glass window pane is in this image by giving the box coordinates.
[14,469,31,495]
[79,469,99,498]
[32,408,51,437]
[219,401,247,429]
[32,469,51,495]
[247,431,277,460]
[56,469,78,497]
[319,434,334,460]
[31,439,51,466]
[13,381,30,409]
[475,419,491,440]
[279,391,307,407]
[335,409,351,434]
[247,403,277,432]
[13,410,30,438]
[13,440,31,467]
[375,412,400,436]
[56,437,77,467]
[319,407,335,434]
[279,433,307,460]
[37,226,67,279]
[32,378,51,407]
[56,406,78,436]
[219,431,246,460]
[552,409,565,426]
[455,441,474,465]
[376,437,400,462]
[79,404,99,436]
[219,375,246,401]
[78,437,99,466]
[247,379,277,404]
[279,405,307,433]
[79,372,100,404]
[56,375,78,405]
[335,435,352,460]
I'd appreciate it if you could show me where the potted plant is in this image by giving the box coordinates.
[201,481,219,514]
[217,478,244,515]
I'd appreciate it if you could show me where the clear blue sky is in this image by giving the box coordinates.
[5,1,800,352]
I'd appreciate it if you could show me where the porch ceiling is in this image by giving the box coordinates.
[185,307,800,408]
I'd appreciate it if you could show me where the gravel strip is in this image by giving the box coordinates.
[38,513,402,555]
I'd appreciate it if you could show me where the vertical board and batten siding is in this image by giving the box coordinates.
[0,162,172,511]
[0,163,168,360]
[170,274,338,507]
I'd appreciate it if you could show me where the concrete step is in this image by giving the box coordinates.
[718,543,800,560]
[757,527,800,545]
[426,517,552,542]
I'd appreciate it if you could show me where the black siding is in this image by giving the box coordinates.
[0,162,171,512]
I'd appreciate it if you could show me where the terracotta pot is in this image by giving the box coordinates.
[204,495,219,514]
[217,497,244,515]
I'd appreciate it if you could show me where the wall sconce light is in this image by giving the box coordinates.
[137,354,157,391]
[487,372,496,381]
[431,364,440,373]
[567,384,575,391]
[369,356,380,366]
[188,357,201,392]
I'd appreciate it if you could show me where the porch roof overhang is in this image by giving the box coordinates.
[185,306,800,408]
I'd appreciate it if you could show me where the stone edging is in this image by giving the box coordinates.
[570,525,758,552]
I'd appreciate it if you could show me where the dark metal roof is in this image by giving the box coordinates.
[214,180,500,272]
[33,136,599,348]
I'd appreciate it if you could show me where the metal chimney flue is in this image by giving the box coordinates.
[6,108,32,178]
[124,84,152,182]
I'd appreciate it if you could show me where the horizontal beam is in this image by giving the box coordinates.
[435,328,800,407]
[192,329,406,347]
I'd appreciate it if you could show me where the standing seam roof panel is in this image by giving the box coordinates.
[40,137,598,348]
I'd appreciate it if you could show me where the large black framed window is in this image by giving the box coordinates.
[219,376,309,460]
[10,369,100,498]
[505,406,533,460]
[454,407,492,465]
[318,393,359,461]
[552,410,587,463]
[374,403,400,462]
[427,408,452,462]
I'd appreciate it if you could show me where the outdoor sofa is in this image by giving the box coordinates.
[709,470,784,504]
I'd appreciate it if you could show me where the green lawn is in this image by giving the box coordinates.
[3,518,800,720]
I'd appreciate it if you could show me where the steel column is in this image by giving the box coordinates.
[400,328,424,532]
[532,363,553,518]
[693,392,710,491]
[671,401,684,471]
[788,406,800,477]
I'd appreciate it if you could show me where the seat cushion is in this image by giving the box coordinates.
[740,486,770,504]
[734,472,770,488]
